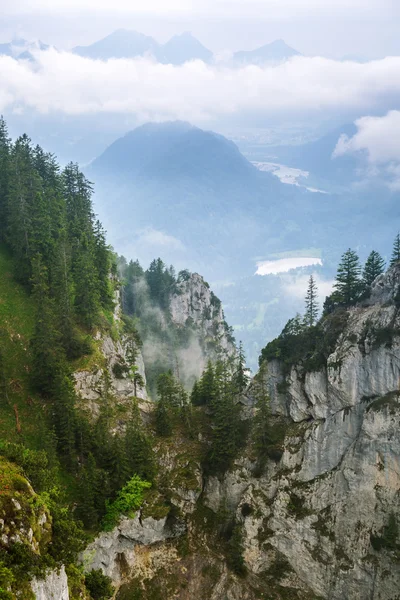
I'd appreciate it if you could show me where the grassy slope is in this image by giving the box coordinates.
[0,244,50,449]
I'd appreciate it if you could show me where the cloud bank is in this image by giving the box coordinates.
[334,111,400,190]
[1,50,400,123]
[4,0,390,18]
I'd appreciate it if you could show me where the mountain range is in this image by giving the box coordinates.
[0,31,301,67]
[0,37,49,60]
[87,120,399,368]
[73,30,299,65]
[73,29,213,64]
[232,38,301,65]
[88,121,337,278]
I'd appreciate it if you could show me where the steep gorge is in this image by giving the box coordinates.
[78,266,400,599]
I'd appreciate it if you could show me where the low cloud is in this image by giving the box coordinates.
[136,228,185,251]
[4,0,389,18]
[283,273,334,304]
[1,50,400,123]
[333,111,400,190]
[256,257,322,276]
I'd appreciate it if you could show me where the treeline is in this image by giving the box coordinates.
[154,342,249,475]
[0,118,154,593]
[259,237,400,370]
[0,117,120,466]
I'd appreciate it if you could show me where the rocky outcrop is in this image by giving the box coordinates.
[0,459,51,555]
[31,566,69,600]
[81,514,176,585]
[74,287,148,421]
[170,272,236,359]
[206,265,400,600]
[74,333,147,414]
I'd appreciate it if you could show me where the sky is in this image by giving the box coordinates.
[1,0,399,58]
[0,0,399,178]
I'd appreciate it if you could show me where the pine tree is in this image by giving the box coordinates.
[125,416,156,482]
[195,361,217,406]
[304,275,319,326]
[7,134,38,282]
[333,248,362,306]
[390,233,400,267]
[30,254,62,397]
[0,334,9,405]
[73,233,100,328]
[363,250,385,287]
[234,342,250,394]
[0,116,11,241]
[76,453,100,528]
[190,380,201,406]
[206,360,242,475]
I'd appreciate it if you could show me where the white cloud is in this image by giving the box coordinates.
[283,273,334,302]
[1,50,400,123]
[333,111,400,189]
[334,111,400,164]
[256,257,322,275]
[3,0,389,18]
[136,228,185,251]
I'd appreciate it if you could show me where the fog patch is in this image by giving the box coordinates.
[256,257,322,275]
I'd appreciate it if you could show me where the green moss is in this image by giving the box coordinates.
[287,493,312,520]
[140,490,171,521]
[311,509,335,542]
[366,391,400,414]
[264,554,293,581]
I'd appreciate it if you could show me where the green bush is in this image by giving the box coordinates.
[85,569,114,600]
[102,475,151,531]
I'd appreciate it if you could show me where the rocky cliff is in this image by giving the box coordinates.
[81,265,400,599]
[170,272,236,360]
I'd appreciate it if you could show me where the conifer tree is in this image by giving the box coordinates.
[7,134,38,282]
[0,116,11,241]
[76,453,100,528]
[390,233,400,267]
[363,250,385,287]
[194,361,216,406]
[304,275,319,326]
[30,254,62,397]
[206,360,242,475]
[333,248,362,306]
[73,233,100,328]
[234,342,250,394]
[0,335,9,405]
[190,380,201,406]
[125,415,156,482]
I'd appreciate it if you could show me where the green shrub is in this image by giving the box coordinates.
[85,569,114,600]
[102,475,151,531]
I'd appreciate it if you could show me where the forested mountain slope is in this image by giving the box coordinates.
[0,117,240,598]
[1,116,400,600]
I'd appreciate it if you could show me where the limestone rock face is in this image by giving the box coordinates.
[81,514,176,585]
[170,273,236,359]
[74,287,148,419]
[74,266,400,599]
[75,334,147,400]
[31,566,69,600]
[209,265,400,600]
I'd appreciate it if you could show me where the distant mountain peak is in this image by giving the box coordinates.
[233,39,300,66]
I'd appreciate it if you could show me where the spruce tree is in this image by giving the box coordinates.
[390,233,400,267]
[0,116,11,241]
[363,250,385,287]
[30,254,62,397]
[0,335,9,405]
[234,342,250,394]
[333,248,362,306]
[304,275,319,326]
